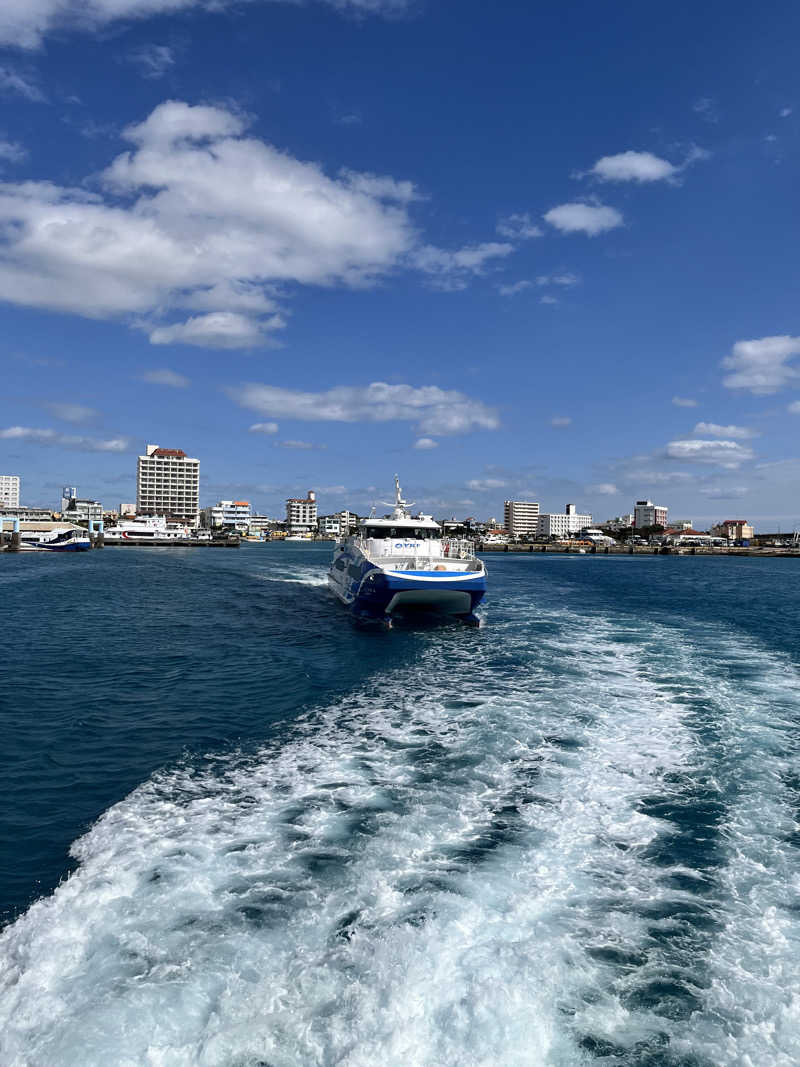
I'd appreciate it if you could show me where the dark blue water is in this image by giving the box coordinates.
[2,545,799,1064]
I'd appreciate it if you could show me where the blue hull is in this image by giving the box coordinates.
[351,566,486,623]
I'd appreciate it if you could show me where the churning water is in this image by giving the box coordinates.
[1,545,800,1065]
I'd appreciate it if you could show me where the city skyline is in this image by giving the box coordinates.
[1,3,799,526]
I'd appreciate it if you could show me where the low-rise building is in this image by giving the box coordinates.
[634,500,668,529]
[62,497,103,524]
[504,500,540,539]
[664,528,713,546]
[711,519,754,542]
[669,519,694,531]
[318,514,341,537]
[201,500,252,530]
[538,503,592,539]
[601,514,634,532]
[0,475,20,508]
[0,505,53,521]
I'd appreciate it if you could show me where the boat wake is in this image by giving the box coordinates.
[2,598,799,1065]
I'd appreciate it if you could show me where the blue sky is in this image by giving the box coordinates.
[1,0,799,528]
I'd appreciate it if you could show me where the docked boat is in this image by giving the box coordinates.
[328,477,486,626]
[18,523,91,552]
[103,516,193,543]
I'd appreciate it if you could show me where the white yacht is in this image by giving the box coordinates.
[328,477,486,626]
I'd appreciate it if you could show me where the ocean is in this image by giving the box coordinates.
[1,543,799,1065]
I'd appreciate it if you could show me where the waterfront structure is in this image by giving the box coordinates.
[537,503,592,539]
[201,500,251,530]
[634,500,668,529]
[0,475,20,509]
[62,496,103,524]
[711,519,754,542]
[286,490,317,534]
[248,514,278,534]
[0,505,53,521]
[136,445,200,526]
[504,499,540,539]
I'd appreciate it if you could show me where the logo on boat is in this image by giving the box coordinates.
[394,542,418,549]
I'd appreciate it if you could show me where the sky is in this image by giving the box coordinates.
[0,0,799,528]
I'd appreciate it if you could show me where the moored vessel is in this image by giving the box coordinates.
[327,477,486,626]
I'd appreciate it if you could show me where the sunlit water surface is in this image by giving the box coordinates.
[2,545,800,1065]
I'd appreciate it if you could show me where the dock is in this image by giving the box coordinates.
[478,543,800,559]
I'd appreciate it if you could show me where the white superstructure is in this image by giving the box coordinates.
[0,475,20,508]
[137,445,200,526]
[504,500,540,538]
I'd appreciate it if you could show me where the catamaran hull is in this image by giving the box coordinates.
[329,564,486,623]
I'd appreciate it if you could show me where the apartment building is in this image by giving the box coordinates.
[633,500,668,529]
[0,475,20,508]
[537,503,592,538]
[201,500,251,529]
[136,445,200,526]
[503,499,540,538]
[286,490,317,533]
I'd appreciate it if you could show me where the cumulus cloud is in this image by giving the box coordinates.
[249,422,279,434]
[45,402,97,422]
[413,437,438,449]
[692,421,757,440]
[497,280,533,297]
[586,483,619,495]
[142,368,189,387]
[543,202,623,236]
[0,100,415,347]
[465,478,506,491]
[540,294,558,305]
[550,415,571,426]
[0,0,412,50]
[581,147,708,184]
[665,438,754,468]
[0,426,130,450]
[496,213,543,239]
[672,395,698,407]
[228,381,500,436]
[721,335,800,394]
[0,139,26,164]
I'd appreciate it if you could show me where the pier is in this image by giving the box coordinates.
[478,543,800,559]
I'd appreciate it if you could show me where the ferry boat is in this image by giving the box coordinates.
[103,516,194,543]
[328,477,486,626]
[18,524,92,552]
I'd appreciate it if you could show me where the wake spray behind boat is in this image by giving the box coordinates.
[327,476,487,626]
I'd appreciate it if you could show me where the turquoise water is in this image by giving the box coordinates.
[1,544,800,1064]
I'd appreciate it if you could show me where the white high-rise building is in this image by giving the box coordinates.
[504,500,540,538]
[0,475,20,508]
[634,500,668,529]
[136,444,200,526]
[537,503,592,539]
[286,490,317,533]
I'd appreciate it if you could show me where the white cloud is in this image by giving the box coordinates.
[586,483,619,495]
[587,151,678,183]
[699,486,748,499]
[582,148,708,184]
[721,335,800,394]
[692,421,757,440]
[45,402,97,422]
[0,100,419,348]
[228,381,500,436]
[540,294,558,305]
[497,280,533,297]
[149,311,284,348]
[665,438,754,468]
[693,97,719,124]
[276,439,325,450]
[780,107,792,118]
[550,415,571,426]
[551,272,579,287]
[672,395,698,407]
[249,421,279,434]
[543,202,623,236]
[789,401,800,414]
[0,139,26,164]
[142,368,189,387]
[0,426,130,451]
[128,44,175,80]
[465,478,506,491]
[0,0,412,50]
[414,241,513,289]
[0,64,45,101]
[496,213,543,239]
[413,437,438,449]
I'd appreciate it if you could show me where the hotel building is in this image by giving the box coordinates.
[0,475,20,508]
[504,499,540,538]
[537,503,592,539]
[136,445,200,526]
[286,490,317,534]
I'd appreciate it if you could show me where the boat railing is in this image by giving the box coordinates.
[442,538,476,560]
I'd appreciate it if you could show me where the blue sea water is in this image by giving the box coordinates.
[1,543,800,1065]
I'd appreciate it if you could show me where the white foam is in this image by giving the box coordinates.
[2,599,799,1065]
